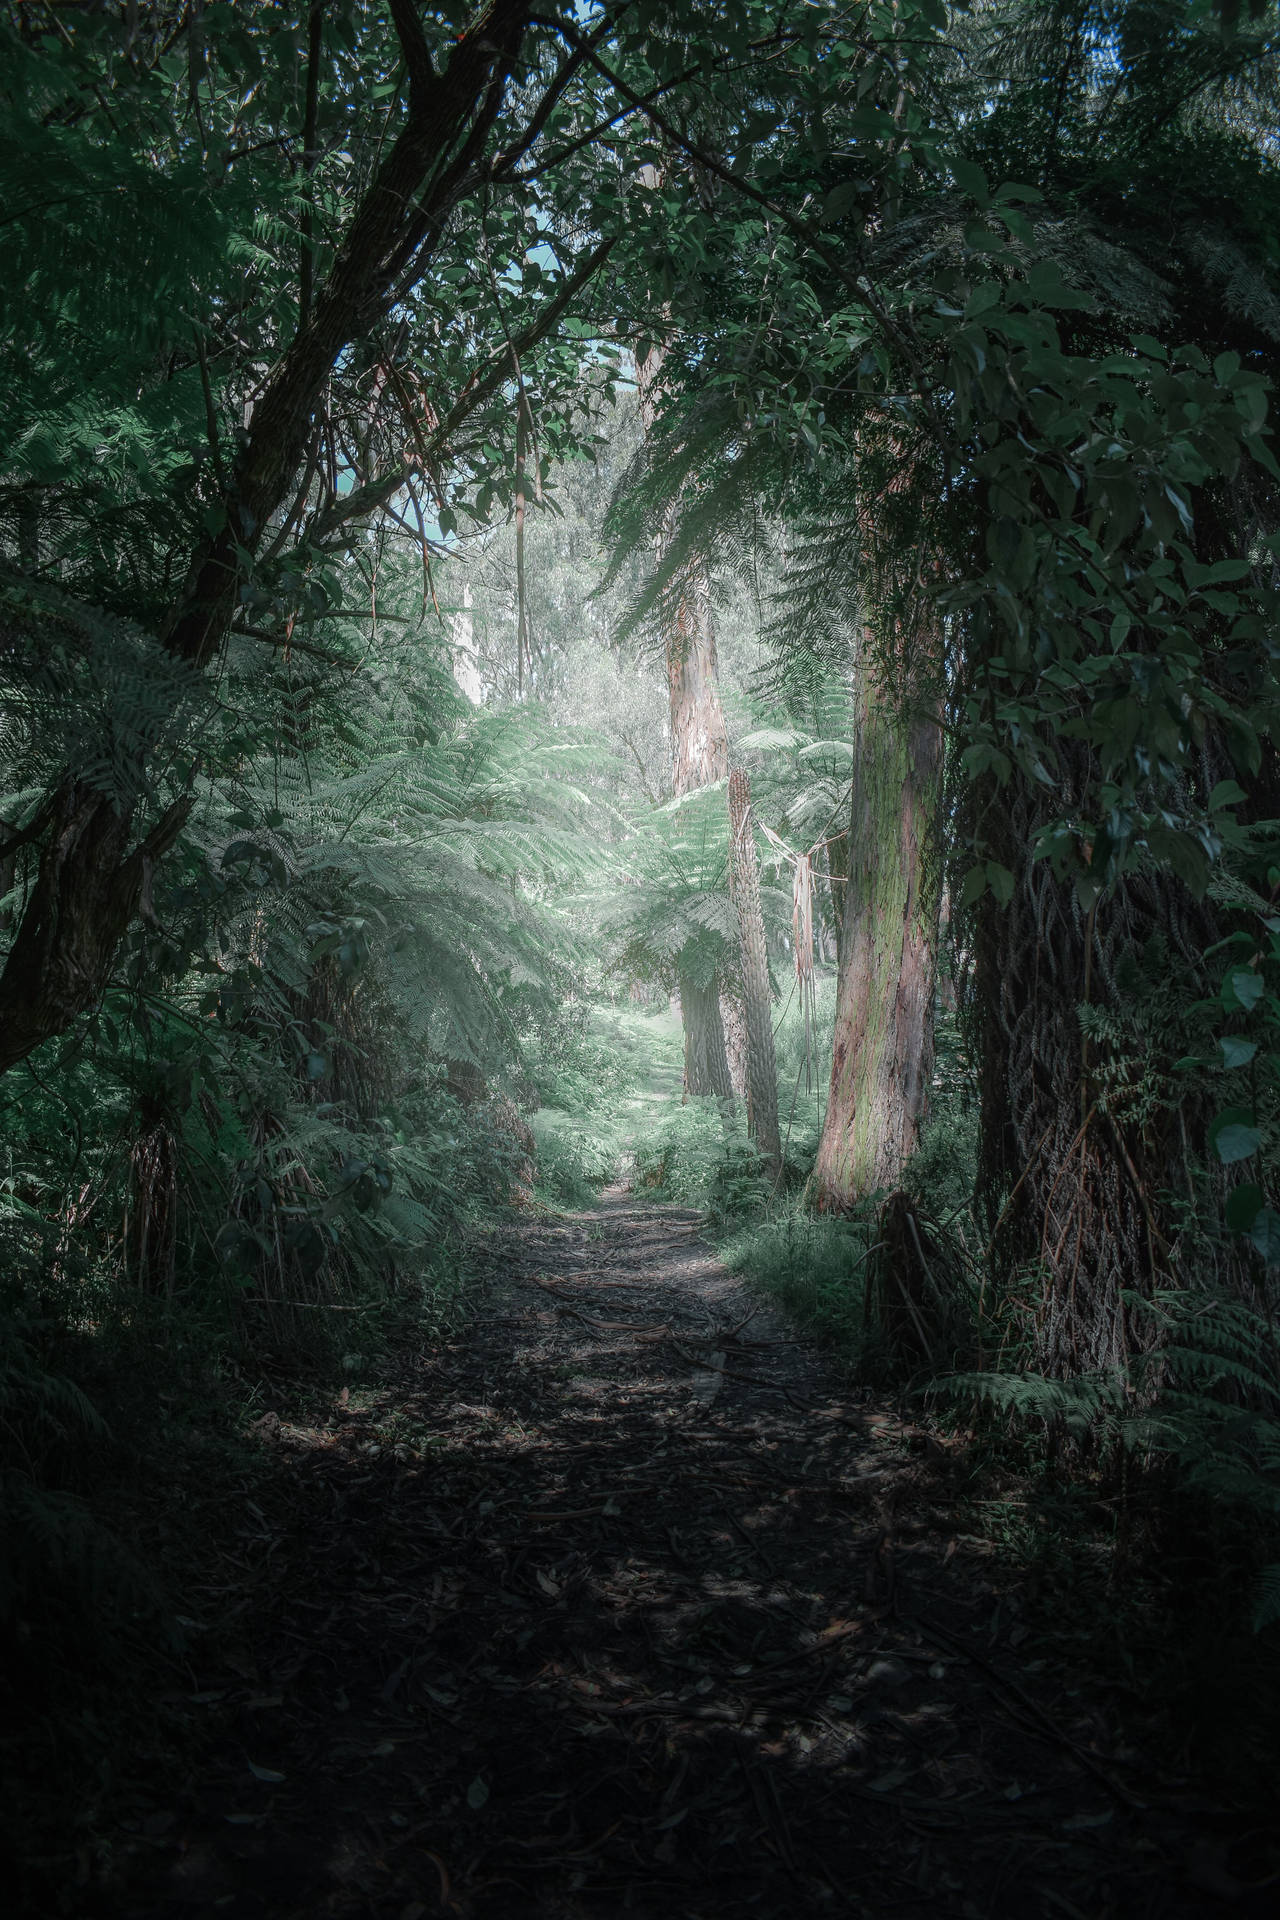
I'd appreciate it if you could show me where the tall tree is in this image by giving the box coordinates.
[811,629,943,1208]
[597,0,1280,1365]
[728,766,781,1173]
[0,0,542,1072]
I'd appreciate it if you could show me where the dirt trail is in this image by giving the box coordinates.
[108,1193,1231,1919]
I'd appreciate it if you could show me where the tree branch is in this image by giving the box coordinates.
[164,1,534,668]
[306,236,615,547]
[388,0,437,109]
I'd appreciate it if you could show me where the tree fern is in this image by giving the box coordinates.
[944,1288,1280,1631]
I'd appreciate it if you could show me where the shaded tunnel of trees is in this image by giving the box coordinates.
[2,2,1280,1914]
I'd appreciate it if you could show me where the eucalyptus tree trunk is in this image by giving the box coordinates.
[728,768,781,1176]
[662,559,730,793]
[810,638,944,1210]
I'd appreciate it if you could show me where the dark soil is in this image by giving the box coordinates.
[88,1192,1272,1918]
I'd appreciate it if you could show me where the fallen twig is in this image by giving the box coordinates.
[911,1612,1147,1810]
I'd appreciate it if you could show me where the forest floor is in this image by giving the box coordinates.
[90,1191,1273,1920]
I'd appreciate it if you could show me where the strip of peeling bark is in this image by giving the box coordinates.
[720,983,748,1102]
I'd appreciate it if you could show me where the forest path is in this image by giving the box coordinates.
[117,1192,1219,1920]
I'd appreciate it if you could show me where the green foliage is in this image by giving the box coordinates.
[530,1112,618,1208]
[525,1002,638,1116]
[5,0,1280,1873]
[902,1009,981,1222]
[772,969,838,1169]
[0,563,608,1373]
[604,783,742,995]
[944,1289,1280,1636]
[720,1203,879,1358]
[631,1099,771,1225]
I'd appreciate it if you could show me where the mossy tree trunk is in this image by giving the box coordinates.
[811,637,943,1209]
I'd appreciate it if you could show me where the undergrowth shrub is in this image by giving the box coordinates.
[942,1290,1280,1625]
[525,999,638,1113]
[630,1099,770,1223]
[522,1001,657,1204]
[772,971,838,1175]
[719,1202,883,1358]
[902,1011,980,1224]
[530,1110,618,1207]
[928,1287,1280,1799]
[0,1316,144,1645]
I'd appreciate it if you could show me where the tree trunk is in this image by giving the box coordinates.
[634,338,730,799]
[810,638,943,1210]
[972,762,1233,1373]
[664,561,730,794]
[680,976,735,1102]
[129,1115,179,1298]
[728,768,781,1176]
[720,984,748,1102]
[0,782,190,1075]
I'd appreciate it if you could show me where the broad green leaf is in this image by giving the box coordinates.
[1215,1122,1261,1165]
[1225,968,1265,1012]
[951,157,990,204]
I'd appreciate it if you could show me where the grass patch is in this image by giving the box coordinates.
[718,1201,883,1358]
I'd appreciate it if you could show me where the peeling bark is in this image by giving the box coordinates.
[720,984,748,1102]
[664,562,730,795]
